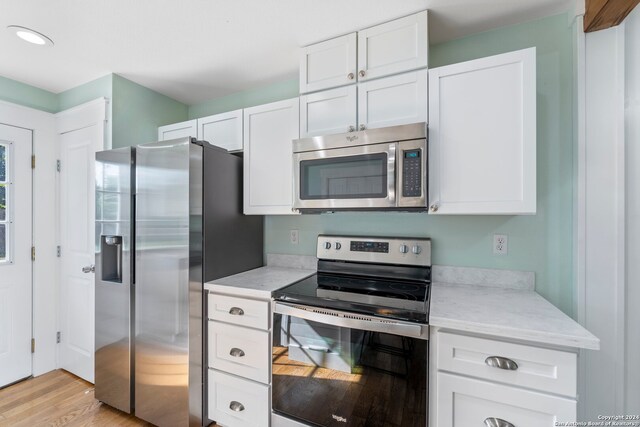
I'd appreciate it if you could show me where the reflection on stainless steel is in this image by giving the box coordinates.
[135,139,195,427]
[95,147,133,414]
[316,287,426,311]
[95,138,264,427]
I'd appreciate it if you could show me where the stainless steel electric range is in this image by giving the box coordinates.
[271,235,431,427]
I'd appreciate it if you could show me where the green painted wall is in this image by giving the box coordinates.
[265,13,576,316]
[0,75,58,112]
[188,79,299,119]
[57,75,113,111]
[112,75,188,148]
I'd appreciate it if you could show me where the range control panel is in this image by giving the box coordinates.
[317,235,431,267]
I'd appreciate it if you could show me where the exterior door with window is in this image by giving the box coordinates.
[0,124,32,387]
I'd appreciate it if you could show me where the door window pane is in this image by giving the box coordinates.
[0,184,5,221]
[0,143,9,262]
[300,153,388,200]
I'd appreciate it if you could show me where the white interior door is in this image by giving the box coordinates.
[59,124,103,383]
[0,124,32,387]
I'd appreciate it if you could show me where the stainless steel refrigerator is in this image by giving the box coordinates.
[94,138,263,426]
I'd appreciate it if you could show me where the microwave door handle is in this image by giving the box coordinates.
[274,302,426,339]
[388,143,396,205]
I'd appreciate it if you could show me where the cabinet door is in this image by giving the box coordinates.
[357,11,428,81]
[436,373,576,427]
[300,86,357,137]
[157,119,197,141]
[358,69,427,130]
[243,98,299,215]
[197,110,243,152]
[428,48,536,214]
[300,33,357,94]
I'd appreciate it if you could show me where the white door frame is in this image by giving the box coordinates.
[55,98,108,381]
[0,100,56,377]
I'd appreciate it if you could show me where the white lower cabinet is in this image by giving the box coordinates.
[437,372,576,427]
[431,328,579,427]
[208,369,270,427]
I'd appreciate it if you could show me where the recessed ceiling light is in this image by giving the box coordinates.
[7,25,54,47]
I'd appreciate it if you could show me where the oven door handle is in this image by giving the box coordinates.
[274,302,428,340]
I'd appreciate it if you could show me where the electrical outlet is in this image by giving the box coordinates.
[493,234,508,255]
[290,229,299,245]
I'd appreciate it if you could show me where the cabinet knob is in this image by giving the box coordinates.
[228,307,244,316]
[82,264,95,273]
[347,72,355,80]
[484,417,515,427]
[429,204,439,213]
[359,124,366,131]
[348,125,355,132]
[359,70,366,78]
[229,401,245,412]
[229,347,245,358]
[485,356,518,371]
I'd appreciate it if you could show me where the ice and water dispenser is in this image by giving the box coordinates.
[101,235,123,283]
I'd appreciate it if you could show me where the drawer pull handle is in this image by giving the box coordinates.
[484,417,515,427]
[229,347,245,357]
[229,307,245,316]
[229,401,245,412]
[485,356,518,371]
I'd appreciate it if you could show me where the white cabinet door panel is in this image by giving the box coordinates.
[428,47,536,214]
[197,110,243,152]
[158,119,197,141]
[300,85,357,137]
[208,321,270,384]
[208,369,269,427]
[243,98,299,215]
[357,11,428,81]
[300,33,357,94]
[437,373,576,427]
[358,69,427,130]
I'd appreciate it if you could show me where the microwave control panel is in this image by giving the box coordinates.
[402,149,422,197]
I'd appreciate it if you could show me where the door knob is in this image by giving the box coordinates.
[82,265,95,273]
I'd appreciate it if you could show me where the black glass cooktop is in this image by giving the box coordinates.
[272,273,430,324]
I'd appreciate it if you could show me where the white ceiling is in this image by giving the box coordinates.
[0,0,570,105]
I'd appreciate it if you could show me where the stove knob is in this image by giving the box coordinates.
[399,244,408,254]
[335,242,342,250]
[412,245,422,255]
[324,242,332,250]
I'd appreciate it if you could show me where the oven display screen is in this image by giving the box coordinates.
[350,241,389,253]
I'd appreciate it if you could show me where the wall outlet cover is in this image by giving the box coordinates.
[290,229,299,245]
[493,234,508,255]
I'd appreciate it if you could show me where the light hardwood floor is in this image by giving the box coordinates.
[0,370,151,427]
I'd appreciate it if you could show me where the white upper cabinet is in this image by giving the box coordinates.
[428,47,537,215]
[358,69,427,130]
[299,11,428,94]
[299,33,357,94]
[357,11,429,81]
[300,85,357,137]
[243,98,300,215]
[197,109,243,152]
[158,119,197,141]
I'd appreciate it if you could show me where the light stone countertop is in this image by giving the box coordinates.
[430,282,600,350]
[205,266,315,299]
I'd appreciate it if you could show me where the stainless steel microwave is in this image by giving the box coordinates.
[292,122,427,212]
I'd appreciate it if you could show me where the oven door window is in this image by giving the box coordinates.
[272,313,427,426]
[299,153,388,200]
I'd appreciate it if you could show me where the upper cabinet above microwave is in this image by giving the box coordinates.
[299,11,429,94]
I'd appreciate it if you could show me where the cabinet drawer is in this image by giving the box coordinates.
[208,321,270,384]
[208,369,269,427]
[436,373,575,427]
[437,331,577,397]
[208,293,269,330]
